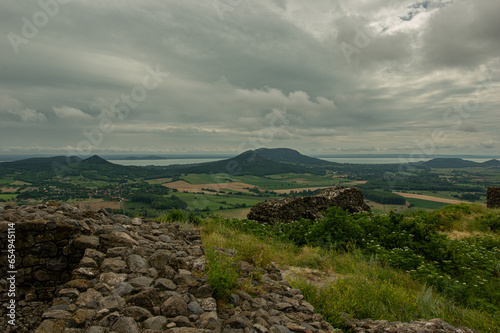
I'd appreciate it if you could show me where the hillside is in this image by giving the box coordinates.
[0,156,82,171]
[160,150,325,176]
[423,158,500,168]
[255,148,336,167]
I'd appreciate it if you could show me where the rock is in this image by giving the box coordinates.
[127,254,148,272]
[192,284,212,298]
[71,309,96,327]
[254,323,269,333]
[123,306,153,321]
[111,316,139,333]
[175,269,198,286]
[199,297,217,312]
[187,301,204,315]
[41,310,71,320]
[64,279,94,291]
[161,295,189,317]
[128,288,161,312]
[57,288,80,299]
[98,311,120,327]
[143,316,168,330]
[269,325,293,333]
[75,289,102,309]
[131,218,143,226]
[98,294,126,311]
[170,315,193,327]
[111,281,134,296]
[128,276,153,289]
[154,278,177,291]
[80,257,98,268]
[74,235,100,249]
[100,272,127,286]
[247,186,370,223]
[112,215,132,225]
[84,249,106,263]
[35,319,66,333]
[226,315,253,329]
[107,246,133,258]
[100,258,127,273]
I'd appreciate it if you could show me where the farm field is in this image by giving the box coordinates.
[394,192,474,205]
[0,194,18,200]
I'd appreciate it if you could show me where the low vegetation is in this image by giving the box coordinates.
[175,204,500,332]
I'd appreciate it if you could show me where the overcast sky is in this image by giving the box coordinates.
[0,0,499,157]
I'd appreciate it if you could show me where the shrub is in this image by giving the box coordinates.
[205,247,239,300]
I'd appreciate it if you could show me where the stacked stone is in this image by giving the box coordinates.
[346,318,478,333]
[486,187,500,208]
[247,187,370,223]
[0,203,336,333]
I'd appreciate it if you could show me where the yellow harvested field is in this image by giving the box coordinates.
[345,180,368,185]
[394,192,484,205]
[1,187,17,193]
[164,181,258,194]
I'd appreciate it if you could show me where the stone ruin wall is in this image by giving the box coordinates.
[487,186,500,208]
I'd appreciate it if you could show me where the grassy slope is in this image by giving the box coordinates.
[191,205,500,333]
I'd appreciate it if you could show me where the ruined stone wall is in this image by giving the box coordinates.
[247,187,370,223]
[0,203,89,302]
[487,187,500,208]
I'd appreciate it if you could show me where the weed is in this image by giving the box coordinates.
[205,247,239,300]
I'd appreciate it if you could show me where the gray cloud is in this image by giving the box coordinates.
[0,0,498,156]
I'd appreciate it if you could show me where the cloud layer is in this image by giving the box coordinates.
[0,0,498,156]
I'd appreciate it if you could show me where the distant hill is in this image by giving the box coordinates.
[81,155,115,165]
[164,150,324,176]
[422,158,500,168]
[482,159,500,167]
[0,156,82,171]
[255,148,336,167]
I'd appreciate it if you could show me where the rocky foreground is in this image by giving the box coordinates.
[0,203,477,333]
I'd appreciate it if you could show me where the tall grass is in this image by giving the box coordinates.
[196,208,500,332]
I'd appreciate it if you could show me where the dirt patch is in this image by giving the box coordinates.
[394,192,478,205]
[1,187,17,193]
[280,266,344,288]
[164,181,258,194]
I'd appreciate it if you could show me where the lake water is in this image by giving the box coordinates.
[111,157,495,166]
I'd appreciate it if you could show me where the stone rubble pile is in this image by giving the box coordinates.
[247,187,370,224]
[0,203,480,333]
[0,203,335,333]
